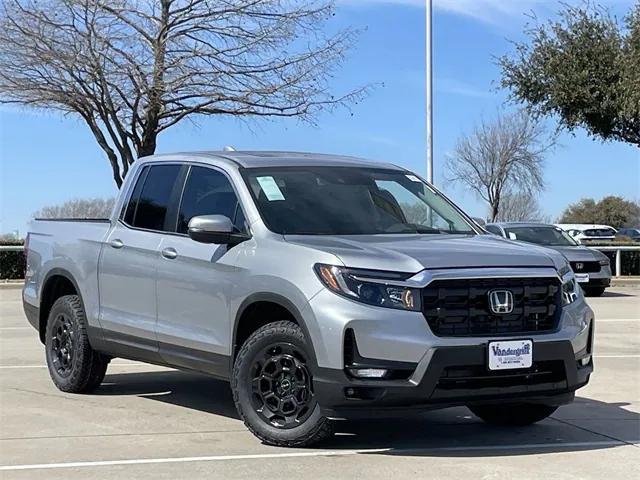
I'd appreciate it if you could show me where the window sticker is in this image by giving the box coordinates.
[405,174,422,182]
[256,176,285,201]
[508,232,517,240]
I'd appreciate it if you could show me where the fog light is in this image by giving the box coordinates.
[580,355,591,366]
[348,368,388,378]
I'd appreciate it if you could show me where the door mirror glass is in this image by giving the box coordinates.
[188,215,234,244]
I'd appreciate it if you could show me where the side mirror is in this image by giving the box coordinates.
[187,215,249,245]
[471,217,486,227]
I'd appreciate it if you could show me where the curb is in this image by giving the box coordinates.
[0,281,24,290]
[610,277,640,288]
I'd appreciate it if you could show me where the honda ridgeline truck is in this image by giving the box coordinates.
[23,152,594,447]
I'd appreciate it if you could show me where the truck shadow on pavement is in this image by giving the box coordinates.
[98,369,639,456]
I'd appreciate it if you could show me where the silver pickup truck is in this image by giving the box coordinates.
[23,151,594,447]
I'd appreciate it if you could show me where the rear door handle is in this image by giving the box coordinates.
[161,247,178,260]
[110,239,124,249]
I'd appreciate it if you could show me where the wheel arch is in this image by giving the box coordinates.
[232,293,318,369]
[38,268,83,344]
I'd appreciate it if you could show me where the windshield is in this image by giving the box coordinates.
[242,166,477,235]
[504,226,578,246]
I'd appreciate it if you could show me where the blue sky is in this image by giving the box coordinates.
[1,0,638,236]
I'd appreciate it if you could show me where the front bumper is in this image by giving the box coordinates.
[577,264,612,288]
[305,279,595,418]
[314,339,593,418]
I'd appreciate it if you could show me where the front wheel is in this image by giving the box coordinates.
[469,403,558,426]
[231,321,333,447]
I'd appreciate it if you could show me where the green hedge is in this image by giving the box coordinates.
[0,240,26,280]
[586,241,640,276]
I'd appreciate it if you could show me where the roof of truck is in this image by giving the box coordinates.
[141,151,402,170]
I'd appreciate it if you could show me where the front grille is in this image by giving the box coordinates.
[570,261,601,273]
[422,277,561,337]
[437,361,566,390]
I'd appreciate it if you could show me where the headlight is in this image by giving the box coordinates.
[562,275,580,305]
[599,258,610,266]
[314,264,421,311]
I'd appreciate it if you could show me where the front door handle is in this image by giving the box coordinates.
[110,239,124,249]
[161,247,178,260]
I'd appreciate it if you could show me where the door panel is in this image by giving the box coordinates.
[98,224,162,356]
[97,163,184,360]
[155,165,247,376]
[156,237,241,375]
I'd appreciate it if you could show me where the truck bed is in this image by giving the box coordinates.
[23,218,114,334]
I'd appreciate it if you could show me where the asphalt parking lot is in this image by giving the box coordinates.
[0,287,638,479]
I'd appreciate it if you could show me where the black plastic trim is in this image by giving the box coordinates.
[23,302,39,331]
[313,340,591,418]
[232,292,318,369]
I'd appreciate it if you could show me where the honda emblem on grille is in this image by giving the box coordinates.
[575,262,584,271]
[488,289,514,315]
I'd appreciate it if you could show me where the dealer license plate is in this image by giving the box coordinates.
[488,339,533,371]
[575,273,590,283]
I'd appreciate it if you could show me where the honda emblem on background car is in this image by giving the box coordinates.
[488,290,514,314]
[575,262,584,271]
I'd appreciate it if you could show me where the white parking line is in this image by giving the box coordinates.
[0,441,635,472]
[596,319,639,322]
[594,355,640,358]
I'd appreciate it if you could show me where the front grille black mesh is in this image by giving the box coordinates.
[422,277,561,337]
[570,261,601,273]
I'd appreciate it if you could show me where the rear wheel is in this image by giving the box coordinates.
[231,321,333,447]
[583,287,606,297]
[469,403,558,426]
[45,295,109,393]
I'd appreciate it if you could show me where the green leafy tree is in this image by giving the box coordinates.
[558,196,640,228]
[499,2,640,147]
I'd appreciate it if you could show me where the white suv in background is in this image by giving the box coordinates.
[555,224,617,243]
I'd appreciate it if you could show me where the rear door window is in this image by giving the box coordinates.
[122,166,148,225]
[131,165,183,232]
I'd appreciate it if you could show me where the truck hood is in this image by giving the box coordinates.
[543,245,606,262]
[284,234,565,273]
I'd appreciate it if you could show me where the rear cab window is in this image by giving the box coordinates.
[121,164,183,232]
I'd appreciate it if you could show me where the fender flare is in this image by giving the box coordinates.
[39,268,86,342]
[232,292,318,366]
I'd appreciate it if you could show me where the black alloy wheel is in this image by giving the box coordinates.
[250,342,315,429]
[49,312,76,377]
[231,320,333,447]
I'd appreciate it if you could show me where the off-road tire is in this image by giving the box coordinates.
[45,295,109,393]
[469,403,558,426]
[232,320,333,447]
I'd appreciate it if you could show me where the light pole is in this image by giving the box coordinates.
[425,0,433,184]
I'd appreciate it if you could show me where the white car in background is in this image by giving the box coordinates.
[555,224,617,242]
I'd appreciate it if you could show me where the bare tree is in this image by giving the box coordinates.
[495,191,549,223]
[446,110,555,222]
[0,0,365,187]
[33,197,116,218]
